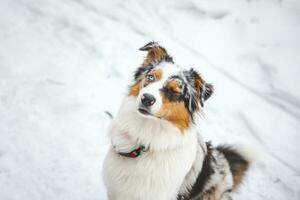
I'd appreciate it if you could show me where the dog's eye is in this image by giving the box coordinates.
[146,74,155,82]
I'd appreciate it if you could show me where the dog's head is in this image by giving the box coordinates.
[129,42,213,132]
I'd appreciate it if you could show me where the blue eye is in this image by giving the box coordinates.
[147,74,155,81]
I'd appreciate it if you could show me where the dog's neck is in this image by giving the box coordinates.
[109,97,198,152]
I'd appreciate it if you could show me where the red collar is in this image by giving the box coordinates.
[117,146,147,158]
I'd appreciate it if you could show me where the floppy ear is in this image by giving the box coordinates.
[139,41,173,67]
[133,42,173,81]
[189,68,214,107]
[200,83,214,106]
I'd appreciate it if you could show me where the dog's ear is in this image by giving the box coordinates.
[139,41,173,67]
[134,42,173,81]
[200,83,214,106]
[189,68,214,107]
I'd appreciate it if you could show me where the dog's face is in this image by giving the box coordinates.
[129,42,213,132]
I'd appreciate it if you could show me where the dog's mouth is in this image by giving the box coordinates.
[138,107,151,116]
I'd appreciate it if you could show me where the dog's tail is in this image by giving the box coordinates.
[216,144,255,189]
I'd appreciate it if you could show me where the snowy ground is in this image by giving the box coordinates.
[0,0,300,199]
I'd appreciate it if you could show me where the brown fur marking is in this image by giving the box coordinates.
[194,75,204,94]
[142,47,169,67]
[156,94,190,133]
[216,145,250,190]
[165,80,181,94]
[153,68,162,81]
[129,81,141,97]
[231,163,248,189]
[145,68,163,85]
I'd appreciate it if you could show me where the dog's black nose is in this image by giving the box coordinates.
[141,93,156,107]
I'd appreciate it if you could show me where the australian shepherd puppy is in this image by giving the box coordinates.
[103,42,253,200]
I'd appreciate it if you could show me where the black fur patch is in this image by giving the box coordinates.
[216,145,249,185]
[202,83,214,101]
[163,55,174,63]
[177,142,215,200]
[200,83,214,107]
[134,65,154,80]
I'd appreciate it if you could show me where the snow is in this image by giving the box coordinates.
[0,0,300,199]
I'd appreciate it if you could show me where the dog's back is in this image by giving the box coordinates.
[178,143,254,200]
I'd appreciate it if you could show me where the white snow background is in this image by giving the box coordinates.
[0,0,300,199]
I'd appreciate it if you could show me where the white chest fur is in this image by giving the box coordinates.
[103,97,200,200]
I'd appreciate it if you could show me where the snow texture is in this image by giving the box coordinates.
[0,0,300,199]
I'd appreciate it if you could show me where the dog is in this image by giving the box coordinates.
[103,42,253,200]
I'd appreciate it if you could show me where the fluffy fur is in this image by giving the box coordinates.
[102,42,253,200]
[103,97,201,200]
